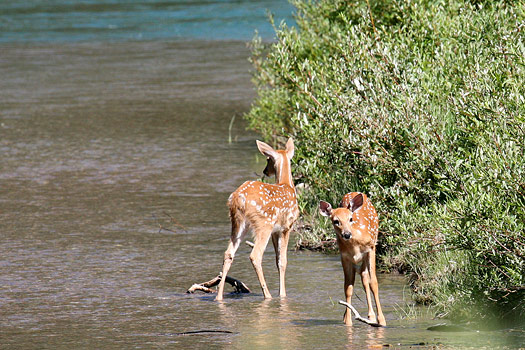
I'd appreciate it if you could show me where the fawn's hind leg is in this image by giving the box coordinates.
[216,218,247,301]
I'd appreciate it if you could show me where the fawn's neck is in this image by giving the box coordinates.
[276,156,294,189]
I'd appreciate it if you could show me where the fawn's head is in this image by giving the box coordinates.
[256,138,294,183]
[319,193,365,241]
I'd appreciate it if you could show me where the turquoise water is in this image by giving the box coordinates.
[0,0,295,42]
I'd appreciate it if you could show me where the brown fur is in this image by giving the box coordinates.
[320,192,386,326]
[216,138,299,300]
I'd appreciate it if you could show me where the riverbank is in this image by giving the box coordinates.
[245,0,525,324]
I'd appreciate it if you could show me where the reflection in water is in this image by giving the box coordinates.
[252,299,300,350]
[367,326,386,348]
[343,318,385,349]
[217,298,302,350]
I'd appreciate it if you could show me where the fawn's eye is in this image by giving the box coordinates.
[333,219,340,226]
[349,217,353,222]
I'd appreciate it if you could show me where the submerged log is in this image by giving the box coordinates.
[338,300,384,327]
[186,274,250,294]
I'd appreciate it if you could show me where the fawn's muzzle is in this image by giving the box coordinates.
[342,232,352,240]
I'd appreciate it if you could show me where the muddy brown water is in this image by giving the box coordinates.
[1,41,523,349]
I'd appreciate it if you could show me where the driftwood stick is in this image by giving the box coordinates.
[222,274,251,293]
[245,241,255,248]
[200,276,221,288]
[186,274,251,294]
[187,284,216,293]
[338,300,384,327]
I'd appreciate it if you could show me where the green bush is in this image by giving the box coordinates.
[246,0,525,321]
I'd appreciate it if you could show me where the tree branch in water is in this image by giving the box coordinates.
[338,300,384,327]
[187,274,251,294]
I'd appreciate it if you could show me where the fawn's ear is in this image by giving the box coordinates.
[285,137,294,159]
[349,193,364,212]
[319,201,333,217]
[256,140,279,160]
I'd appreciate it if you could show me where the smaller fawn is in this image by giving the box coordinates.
[319,192,386,326]
[215,138,299,301]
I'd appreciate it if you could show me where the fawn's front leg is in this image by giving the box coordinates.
[359,258,377,323]
[341,254,356,325]
[369,248,386,326]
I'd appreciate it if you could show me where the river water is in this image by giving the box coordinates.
[1,1,523,349]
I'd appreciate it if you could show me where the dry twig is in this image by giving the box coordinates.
[339,300,384,327]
